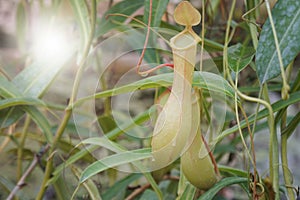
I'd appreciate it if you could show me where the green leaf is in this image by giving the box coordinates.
[256,0,300,83]
[282,112,300,139]
[12,61,69,98]
[96,0,144,37]
[48,145,98,185]
[198,177,248,200]
[0,76,21,98]
[80,148,152,182]
[0,97,45,110]
[53,176,72,200]
[75,72,235,106]
[144,172,163,200]
[218,91,300,141]
[16,1,28,52]
[228,43,255,72]
[81,137,162,197]
[0,52,71,127]
[7,148,34,160]
[144,0,169,27]
[72,165,102,200]
[0,175,30,200]
[0,77,23,128]
[23,106,53,143]
[0,175,16,194]
[179,183,196,200]
[105,108,154,140]
[0,108,24,128]
[125,30,160,64]
[102,173,142,200]
[137,189,159,200]
[98,114,117,134]
[79,137,126,153]
[70,0,91,50]
[218,165,248,177]
[140,0,171,67]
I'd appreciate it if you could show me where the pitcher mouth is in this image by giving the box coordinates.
[170,30,199,51]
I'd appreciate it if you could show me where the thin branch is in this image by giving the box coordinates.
[125,184,150,200]
[7,148,48,200]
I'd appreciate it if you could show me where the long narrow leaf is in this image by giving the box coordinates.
[70,0,91,51]
[23,106,53,143]
[72,165,102,200]
[0,176,30,200]
[0,97,45,110]
[12,60,69,98]
[78,137,163,199]
[198,177,248,200]
[179,183,196,200]
[102,173,142,199]
[48,145,98,185]
[80,148,152,182]
[0,76,21,98]
[75,72,235,106]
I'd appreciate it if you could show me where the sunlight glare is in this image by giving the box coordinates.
[31,27,71,63]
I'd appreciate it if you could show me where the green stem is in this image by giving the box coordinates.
[221,0,279,197]
[17,115,31,180]
[234,74,255,170]
[35,0,97,199]
[199,0,205,71]
[225,74,279,198]
[281,63,294,200]
[264,0,290,98]
[244,0,260,49]
[95,52,111,115]
[262,84,279,200]
[35,111,72,200]
[223,0,236,79]
[281,110,295,200]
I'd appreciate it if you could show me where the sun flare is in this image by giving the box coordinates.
[31,26,72,63]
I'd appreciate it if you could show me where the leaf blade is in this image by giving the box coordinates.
[144,0,169,27]
[228,43,255,72]
[70,0,91,51]
[96,0,144,37]
[256,0,300,83]
[102,173,142,200]
[76,72,235,106]
[198,177,248,200]
[80,148,152,182]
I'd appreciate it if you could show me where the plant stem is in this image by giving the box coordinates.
[35,0,97,199]
[264,0,290,98]
[244,0,260,49]
[281,63,294,200]
[95,52,111,115]
[262,84,279,200]
[281,110,295,200]
[223,0,280,196]
[223,0,236,79]
[7,147,48,200]
[199,0,205,71]
[17,115,31,180]
[35,111,72,200]
[225,71,279,198]
[234,75,255,173]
